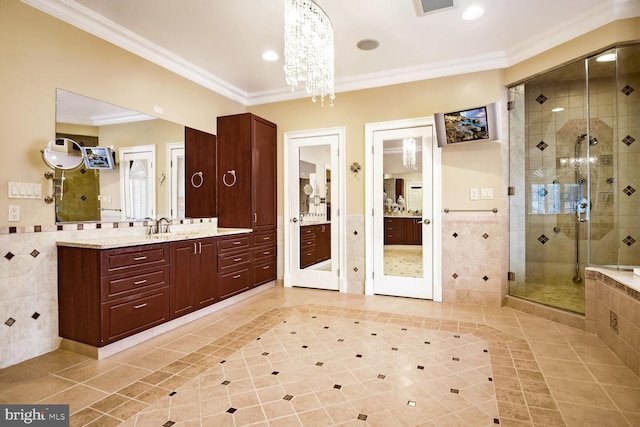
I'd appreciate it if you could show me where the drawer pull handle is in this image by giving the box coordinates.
[233,274,241,279]
[233,241,242,245]
[134,256,147,261]
[263,237,270,240]
[234,257,242,262]
[263,251,270,255]
[262,265,270,270]
[134,280,147,285]
[134,303,148,309]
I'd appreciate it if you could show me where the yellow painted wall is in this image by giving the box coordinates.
[1,0,638,227]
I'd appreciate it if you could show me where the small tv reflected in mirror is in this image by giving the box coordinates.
[435,102,499,147]
[82,146,116,170]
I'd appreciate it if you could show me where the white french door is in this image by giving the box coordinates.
[284,128,345,291]
[369,122,438,299]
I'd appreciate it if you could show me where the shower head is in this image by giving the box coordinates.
[577,134,599,146]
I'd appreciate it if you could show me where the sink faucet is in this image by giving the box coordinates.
[155,217,171,234]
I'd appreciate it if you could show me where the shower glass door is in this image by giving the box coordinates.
[508,43,640,314]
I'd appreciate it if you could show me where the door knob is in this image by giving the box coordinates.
[291,217,298,223]
[423,219,431,225]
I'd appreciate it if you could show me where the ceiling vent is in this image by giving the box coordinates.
[414,0,455,16]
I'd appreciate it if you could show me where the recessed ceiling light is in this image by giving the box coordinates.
[356,39,380,51]
[462,6,484,20]
[551,107,564,112]
[596,53,616,62]
[262,50,279,61]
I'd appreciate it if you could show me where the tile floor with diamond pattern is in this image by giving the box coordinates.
[1,286,639,426]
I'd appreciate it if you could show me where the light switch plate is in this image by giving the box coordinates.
[481,188,493,200]
[470,188,479,200]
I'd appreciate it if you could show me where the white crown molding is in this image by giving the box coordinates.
[21,0,248,104]
[57,111,156,127]
[23,0,639,107]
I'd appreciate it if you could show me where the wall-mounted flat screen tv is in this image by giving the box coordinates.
[82,147,116,170]
[435,102,499,147]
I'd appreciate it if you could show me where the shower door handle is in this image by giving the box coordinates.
[576,199,588,222]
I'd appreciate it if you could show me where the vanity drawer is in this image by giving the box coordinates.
[100,244,169,275]
[253,259,276,286]
[217,235,251,252]
[301,235,315,248]
[252,230,276,246]
[217,268,250,300]
[101,266,170,301]
[101,287,170,345]
[253,245,276,261]
[300,226,315,237]
[218,250,251,271]
[300,248,317,268]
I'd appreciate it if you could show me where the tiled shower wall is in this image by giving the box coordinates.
[517,59,639,287]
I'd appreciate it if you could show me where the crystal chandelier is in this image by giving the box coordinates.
[403,138,417,169]
[283,0,335,106]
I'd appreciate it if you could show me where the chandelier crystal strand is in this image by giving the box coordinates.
[403,138,416,169]
[284,0,335,106]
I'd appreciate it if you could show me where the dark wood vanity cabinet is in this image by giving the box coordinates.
[216,234,252,300]
[216,113,277,232]
[185,127,217,218]
[300,224,330,268]
[58,243,171,347]
[252,230,277,286]
[170,238,217,319]
[384,217,422,245]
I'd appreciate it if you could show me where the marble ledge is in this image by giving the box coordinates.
[56,227,252,249]
[586,267,640,295]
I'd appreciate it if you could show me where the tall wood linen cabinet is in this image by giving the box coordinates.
[216,113,277,231]
[217,113,277,288]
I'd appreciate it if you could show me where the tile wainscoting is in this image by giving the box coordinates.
[442,212,506,307]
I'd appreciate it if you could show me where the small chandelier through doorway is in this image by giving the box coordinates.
[403,138,417,169]
[283,0,335,106]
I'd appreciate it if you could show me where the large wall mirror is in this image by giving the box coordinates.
[55,89,186,223]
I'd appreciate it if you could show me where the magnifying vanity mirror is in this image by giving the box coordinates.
[54,89,186,223]
[41,137,84,170]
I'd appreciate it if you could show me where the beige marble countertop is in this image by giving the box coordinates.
[56,227,252,249]
[587,267,640,293]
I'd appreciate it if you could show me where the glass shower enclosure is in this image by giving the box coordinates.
[509,43,640,314]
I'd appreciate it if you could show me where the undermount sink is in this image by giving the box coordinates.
[146,230,214,240]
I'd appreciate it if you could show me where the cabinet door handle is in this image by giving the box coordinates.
[134,256,147,261]
[133,280,147,285]
[234,257,242,262]
[193,243,197,255]
[134,303,148,309]
[198,242,202,254]
[233,274,241,279]
[253,213,257,223]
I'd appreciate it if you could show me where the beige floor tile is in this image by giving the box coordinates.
[38,383,108,414]
[557,401,631,427]
[536,357,595,381]
[83,364,152,393]
[1,287,638,426]
[546,377,615,408]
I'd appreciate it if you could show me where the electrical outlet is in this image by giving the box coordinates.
[8,205,20,222]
